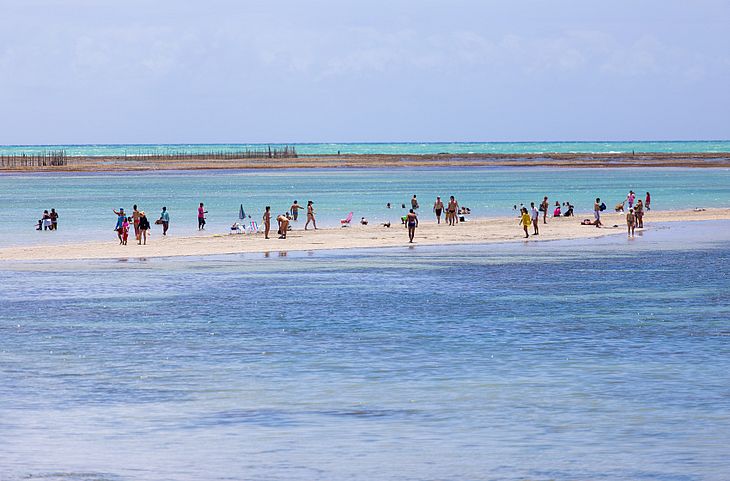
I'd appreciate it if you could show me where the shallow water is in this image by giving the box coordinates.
[1,167,729,247]
[2,140,730,156]
[1,222,729,481]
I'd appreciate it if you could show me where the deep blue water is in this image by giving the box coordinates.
[1,222,729,481]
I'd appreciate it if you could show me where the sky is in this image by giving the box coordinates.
[1,0,728,144]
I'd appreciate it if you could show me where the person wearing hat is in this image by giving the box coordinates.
[137,211,151,245]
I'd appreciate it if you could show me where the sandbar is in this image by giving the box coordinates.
[0,209,727,262]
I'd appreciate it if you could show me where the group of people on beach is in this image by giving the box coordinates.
[36,208,59,231]
[69,189,656,246]
[518,190,652,238]
[113,205,169,245]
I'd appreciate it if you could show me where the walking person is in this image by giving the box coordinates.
[519,207,531,238]
[530,202,539,235]
[289,200,302,221]
[50,208,59,230]
[198,203,207,230]
[159,206,170,235]
[594,198,602,223]
[540,196,549,224]
[405,209,418,243]
[132,205,141,241]
[433,196,444,224]
[138,211,151,245]
[626,208,636,237]
[263,206,271,239]
[627,191,635,209]
[447,196,458,226]
[113,208,126,243]
[305,200,317,230]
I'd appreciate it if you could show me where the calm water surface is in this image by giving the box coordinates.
[1,222,729,481]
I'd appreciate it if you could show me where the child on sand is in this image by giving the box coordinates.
[121,217,130,245]
[519,207,531,238]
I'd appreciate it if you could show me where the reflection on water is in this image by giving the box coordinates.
[1,222,729,481]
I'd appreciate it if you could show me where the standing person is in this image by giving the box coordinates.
[540,196,549,224]
[289,200,303,221]
[305,200,317,230]
[411,195,419,210]
[41,210,52,230]
[198,203,207,230]
[277,213,289,239]
[530,202,539,235]
[121,217,130,245]
[433,196,444,224]
[132,205,141,241]
[627,191,635,209]
[159,207,170,236]
[447,196,458,226]
[49,208,59,230]
[594,198,602,223]
[405,209,418,243]
[137,211,151,245]
[263,206,271,239]
[626,208,636,237]
[113,208,126,243]
[519,207,531,239]
[635,199,644,228]
[645,192,651,211]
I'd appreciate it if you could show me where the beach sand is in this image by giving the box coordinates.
[1,208,727,262]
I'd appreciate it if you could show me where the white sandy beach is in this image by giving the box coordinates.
[1,208,727,262]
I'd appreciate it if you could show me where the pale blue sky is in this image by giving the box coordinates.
[1,0,728,144]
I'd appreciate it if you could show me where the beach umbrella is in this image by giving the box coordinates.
[239,204,245,220]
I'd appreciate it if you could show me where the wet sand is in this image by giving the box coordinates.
[1,208,727,261]
[1,152,730,172]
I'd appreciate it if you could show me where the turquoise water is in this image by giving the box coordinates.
[1,140,730,156]
[1,222,729,481]
[1,167,729,247]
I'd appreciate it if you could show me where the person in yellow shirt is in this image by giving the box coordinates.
[519,207,531,238]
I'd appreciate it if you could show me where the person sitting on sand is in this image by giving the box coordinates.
[553,201,561,217]
[137,211,151,245]
[360,217,368,225]
[433,196,444,224]
[405,209,418,243]
[626,208,636,237]
[277,213,289,239]
[382,222,391,228]
[519,207,531,238]
[563,202,574,217]
[305,201,317,230]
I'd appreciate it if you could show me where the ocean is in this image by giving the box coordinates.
[0,140,730,157]
[1,221,729,481]
[1,167,730,248]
